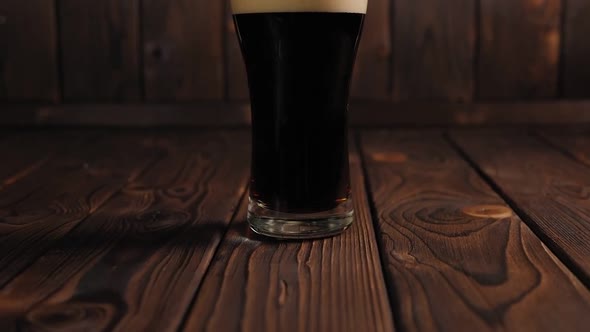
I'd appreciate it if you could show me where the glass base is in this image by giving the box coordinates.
[248,198,354,240]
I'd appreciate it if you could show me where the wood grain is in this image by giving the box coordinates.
[0,0,59,101]
[479,0,561,99]
[450,130,590,285]
[143,0,224,101]
[0,131,93,190]
[0,132,162,289]
[59,0,141,101]
[225,0,249,100]
[393,0,474,102]
[183,143,395,332]
[563,0,590,98]
[350,0,391,100]
[537,129,590,167]
[361,130,590,331]
[0,103,252,127]
[4,101,590,127]
[0,131,250,332]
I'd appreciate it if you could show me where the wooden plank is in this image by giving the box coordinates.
[182,143,395,332]
[361,130,590,331]
[3,101,590,127]
[392,0,474,102]
[59,0,141,101]
[537,129,590,167]
[0,103,251,127]
[0,0,59,101]
[563,0,590,98]
[0,131,250,332]
[0,132,162,289]
[450,130,590,285]
[143,0,224,101]
[351,0,391,100]
[225,0,249,100]
[479,0,561,99]
[0,133,53,187]
[0,131,93,190]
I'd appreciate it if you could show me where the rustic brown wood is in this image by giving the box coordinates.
[563,0,590,97]
[350,0,391,100]
[0,131,250,332]
[452,102,590,125]
[361,130,590,331]
[0,103,252,127]
[183,143,395,332]
[450,130,590,285]
[0,0,59,101]
[143,0,224,101]
[0,131,93,190]
[59,0,140,101]
[392,0,474,102]
[3,101,590,127]
[479,0,561,99]
[225,0,249,100]
[0,132,162,289]
[537,129,590,167]
[0,133,52,187]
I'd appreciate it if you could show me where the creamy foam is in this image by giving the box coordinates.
[232,0,368,14]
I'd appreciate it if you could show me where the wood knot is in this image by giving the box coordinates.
[133,209,191,232]
[145,42,170,62]
[26,302,114,331]
[0,16,6,24]
[371,152,407,163]
[392,252,417,266]
[165,186,193,198]
[462,205,512,219]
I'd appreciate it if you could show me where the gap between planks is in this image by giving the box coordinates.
[362,129,590,331]
[446,128,590,288]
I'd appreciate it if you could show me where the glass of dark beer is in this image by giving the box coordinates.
[232,0,366,239]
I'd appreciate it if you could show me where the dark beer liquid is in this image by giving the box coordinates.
[234,12,364,213]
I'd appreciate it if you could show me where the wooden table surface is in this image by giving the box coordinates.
[1,128,590,332]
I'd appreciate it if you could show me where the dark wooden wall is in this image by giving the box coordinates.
[1,0,589,106]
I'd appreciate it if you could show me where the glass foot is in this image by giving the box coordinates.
[248,199,354,240]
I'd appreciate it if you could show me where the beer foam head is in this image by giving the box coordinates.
[232,0,368,14]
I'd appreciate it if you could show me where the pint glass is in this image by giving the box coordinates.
[232,0,366,239]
